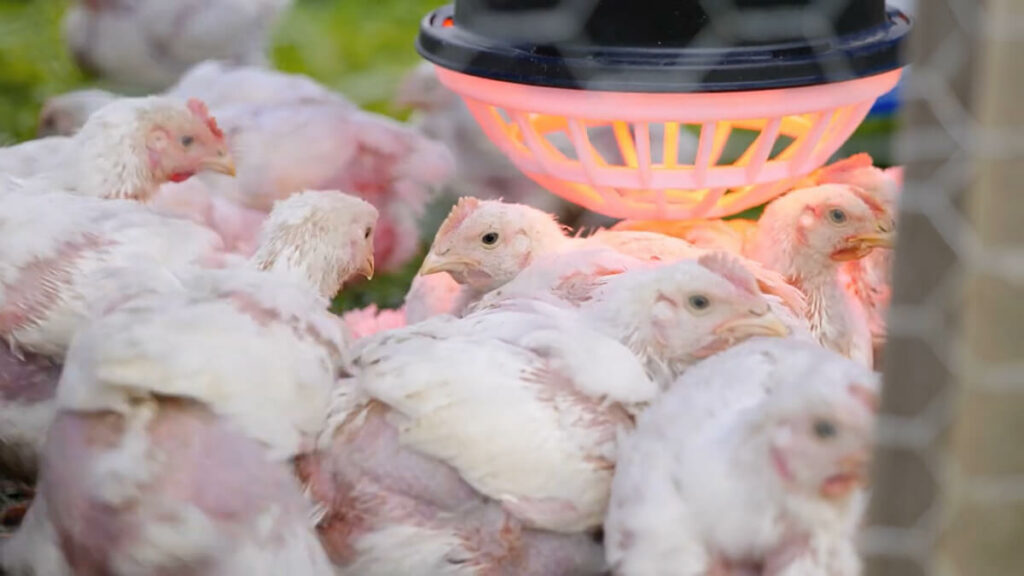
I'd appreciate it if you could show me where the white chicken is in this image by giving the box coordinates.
[0,190,376,575]
[3,265,345,576]
[38,62,456,272]
[0,96,235,201]
[296,256,789,574]
[413,197,806,325]
[210,100,453,271]
[0,190,376,485]
[746,184,894,367]
[63,0,294,91]
[797,153,901,356]
[35,61,347,139]
[165,59,345,110]
[479,253,794,388]
[605,337,880,576]
[36,88,119,138]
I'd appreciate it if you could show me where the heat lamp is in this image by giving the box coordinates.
[416,0,911,220]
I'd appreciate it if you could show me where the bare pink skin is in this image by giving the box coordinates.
[299,403,606,574]
[0,346,61,484]
[41,399,317,575]
[0,235,108,336]
[341,305,407,340]
[0,347,61,405]
[148,184,267,255]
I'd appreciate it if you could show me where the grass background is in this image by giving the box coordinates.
[0,0,898,310]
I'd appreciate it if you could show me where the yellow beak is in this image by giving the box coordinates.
[358,254,375,280]
[832,229,894,261]
[417,253,475,276]
[201,153,237,177]
[849,232,894,249]
[715,313,790,339]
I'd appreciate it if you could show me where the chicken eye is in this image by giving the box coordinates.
[813,419,837,440]
[364,227,372,240]
[687,294,711,311]
[481,232,500,246]
[181,135,195,147]
[827,208,847,224]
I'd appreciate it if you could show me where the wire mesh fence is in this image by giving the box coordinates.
[3,0,1023,574]
[863,1,1024,575]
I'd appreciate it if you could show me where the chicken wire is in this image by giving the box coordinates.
[2,0,1021,572]
[861,0,1024,575]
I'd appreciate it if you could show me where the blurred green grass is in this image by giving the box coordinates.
[0,0,442,145]
[0,0,897,311]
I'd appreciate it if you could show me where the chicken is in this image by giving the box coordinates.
[0,189,376,484]
[413,197,806,322]
[146,177,269,254]
[403,272,466,325]
[36,64,454,271]
[340,305,408,340]
[1,96,235,201]
[797,153,901,354]
[299,256,789,574]
[746,184,894,367]
[63,0,294,92]
[36,88,118,138]
[0,189,376,573]
[605,337,880,576]
[302,314,647,573]
[165,59,345,110]
[487,253,794,387]
[35,61,347,139]
[249,190,377,298]
[2,265,345,576]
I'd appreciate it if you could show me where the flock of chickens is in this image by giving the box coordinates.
[0,1,902,575]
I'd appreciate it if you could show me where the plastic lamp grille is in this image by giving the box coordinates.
[436,67,902,221]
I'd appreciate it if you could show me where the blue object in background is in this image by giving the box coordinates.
[867,70,907,117]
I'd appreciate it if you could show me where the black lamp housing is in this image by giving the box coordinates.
[417,0,912,93]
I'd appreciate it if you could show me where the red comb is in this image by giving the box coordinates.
[436,196,480,240]
[697,252,759,298]
[187,98,224,141]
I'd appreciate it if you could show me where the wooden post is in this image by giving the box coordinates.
[864,1,1024,574]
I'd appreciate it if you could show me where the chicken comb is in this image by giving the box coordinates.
[792,152,875,190]
[847,185,890,219]
[187,98,224,141]
[884,166,905,188]
[697,251,760,298]
[816,152,874,180]
[436,196,481,240]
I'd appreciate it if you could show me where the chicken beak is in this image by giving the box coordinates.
[417,253,473,276]
[851,232,894,250]
[201,152,237,177]
[715,313,790,339]
[358,255,375,280]
[832,227,894,261]
[821,451,871,500]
